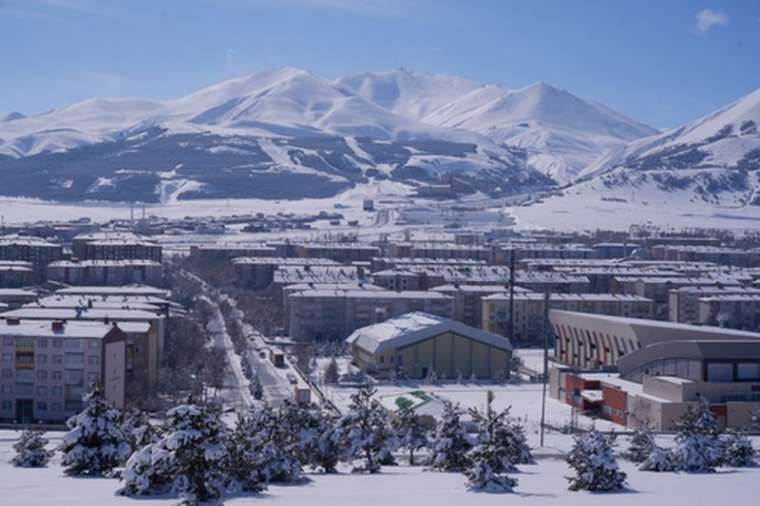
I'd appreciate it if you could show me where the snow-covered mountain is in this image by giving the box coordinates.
[0,68,560,203]
[341,72,657,183]
[567,88,760,207]
[0,67,660,203]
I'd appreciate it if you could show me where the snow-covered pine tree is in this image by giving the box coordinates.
[223,413,271,493]
[670,396,723,473]
[277,400,341,474]
[566,430,627,492]
[751,409,760,432]
[59,386,131,476]
[250,373,264,400]
[122,409,158,450]
[160,401,227,505]
[464,405,519,492]
[323,357,339,385]
[625,421,656,463]
[249,403,302,483]
[335,385,397,473]
[393,406,429,465]
[639,446,677,472]
[119,443,174,497]
[12,428,53,467]
[428,400,471,472]
[721,430,756,468]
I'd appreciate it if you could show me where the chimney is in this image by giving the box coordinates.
[6,318,20,326]
[52,320,65,332]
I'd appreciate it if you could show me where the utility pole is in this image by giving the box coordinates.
[540,290,550,446]
[508,249,515,343]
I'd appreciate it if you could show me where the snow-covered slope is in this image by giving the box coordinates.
[571,88,760,206]
[421,82,658,183]
[337,69,479,120]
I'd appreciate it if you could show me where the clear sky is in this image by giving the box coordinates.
[1,0,759,129]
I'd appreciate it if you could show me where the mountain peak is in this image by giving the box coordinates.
[1,112,25,122]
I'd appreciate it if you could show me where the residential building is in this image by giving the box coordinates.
[47,259,164,286]
[483,293,654,344]
[288,289,454,341]
[0,235,63,283]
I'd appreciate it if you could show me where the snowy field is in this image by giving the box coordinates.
[323,382,617,433]
[506,192,760,232]
[3,180,760,234]
[2,429,760,505]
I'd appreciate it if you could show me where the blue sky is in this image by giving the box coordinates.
[1,0,758,128]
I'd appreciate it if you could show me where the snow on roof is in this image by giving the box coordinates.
[0,319,149,338]
[0,307,162,321]
[55,285,169,297]
[346,311,511,354]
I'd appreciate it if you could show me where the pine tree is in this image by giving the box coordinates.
[625,421,656,463]
[464,405,519,492]
[428,401,471,472]
[323,357,340,385]
[12,429,53,467]
[639,446,677,472]
[670,397,723,473]
[60,386,131,476]
[251,373,264,401]
[280,403,341,473]
[122,409,158,451]
[393,406,429,465]
[119,444,175,497]
[566,430,627,492]
[335,386,397,473]
[249,403,303,483]
[160,402,227,505]
[223,413,272,492]
[721,430,756,467]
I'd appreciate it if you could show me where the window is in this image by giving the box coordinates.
[737,363,760,381]
[36,386,47,395]
[52,371,62,380]
[1,385,11,393]
[37,338,48,348]
[707,363,733,383]
[65,353,84,366]
[3,337,12,347]
[1,369,12,379]
[53,339,63,348]
[87,372,98,384]
[36,370,47,380]
[0,400,12,410]
[37,354,48,364]
[1,353,12,364]
[51,386,63,396]
[37,402,47,411]
[87,355,99,366]
[52,355,63,364]
[52,403,62,412]
[89,339,100,350]
[65,339,82,350]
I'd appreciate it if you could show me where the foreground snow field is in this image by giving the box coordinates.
[1,429,759,506]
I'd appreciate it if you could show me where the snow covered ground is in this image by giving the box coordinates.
[322,382,616,433]
[1,429,759,505]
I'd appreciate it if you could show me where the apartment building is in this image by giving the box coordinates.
[72,232,162,262]
[189,243,276,263]
[294,243,380,263]
[697,294,760,330]
[0,289,38,309]
[386,242,495,263]
[0,319,154,423]
[232,257,341,289]
[668,286,760,324]
[652,245,760,267]
[431,284,531,328]
[0,235,63,283]
[47,259,164,286]
[482,293,654,344]
[0,260,34,288]
[288,289,454,341]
